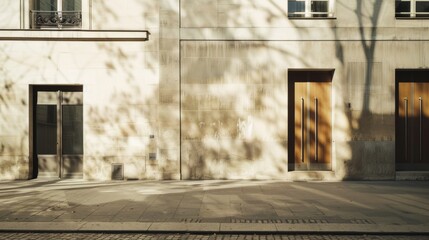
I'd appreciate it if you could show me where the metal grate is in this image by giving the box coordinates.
[179,218,375,224]
[111,163,124,180]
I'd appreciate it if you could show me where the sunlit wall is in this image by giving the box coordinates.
[0,0,428,180]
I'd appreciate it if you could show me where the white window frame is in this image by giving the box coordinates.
[287,0,335,18]
[26,0,89,29]
[396,0,429,18]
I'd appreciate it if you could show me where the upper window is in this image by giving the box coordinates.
[31,0,82,29]
[288,0,335,18]
[396,0,429,18]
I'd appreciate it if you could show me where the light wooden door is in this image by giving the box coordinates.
[294,81,332,170]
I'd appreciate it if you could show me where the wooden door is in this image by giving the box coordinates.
[294,81,332,170]
[397,82,429,170]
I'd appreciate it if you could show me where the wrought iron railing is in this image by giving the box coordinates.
[31,10,82,29]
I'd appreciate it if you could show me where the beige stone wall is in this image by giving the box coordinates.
[0,41,152,180]
[181,42,289,179]
[181,0,396,28]
[0,0,180,180]
[180,39,429,180]
[91,0,159,30]
[178,0,429,180]
[0,0,21,29]
[1,0,429,180]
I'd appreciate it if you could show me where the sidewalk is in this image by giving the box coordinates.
[0,179,428,234]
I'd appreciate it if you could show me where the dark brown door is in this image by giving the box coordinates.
[397,82,429,170]
[293,81,332,171]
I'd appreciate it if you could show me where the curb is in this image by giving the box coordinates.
[0,222,429,235]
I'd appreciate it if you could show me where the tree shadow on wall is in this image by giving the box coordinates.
[86,0,391,180]
[0,0,393,180]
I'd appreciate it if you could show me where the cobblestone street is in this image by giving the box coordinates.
[0,233,428,240]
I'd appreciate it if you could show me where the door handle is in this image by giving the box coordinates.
[314,97,318,163]
[419,97,422,162]
[404,97,408,163]
[301,97,305,163]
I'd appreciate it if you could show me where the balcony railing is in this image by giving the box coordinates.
[31,10,82,29]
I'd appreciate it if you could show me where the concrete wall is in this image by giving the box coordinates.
[0,0,21,29]
[178,0,429,180]
[0,0,179,180]
[0,0,428,180]
[91,0,158,30]
[179,40,429,180]
[181,41,289,179]
[181,0,397,28]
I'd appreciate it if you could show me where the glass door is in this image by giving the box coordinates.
[36,90,83,178]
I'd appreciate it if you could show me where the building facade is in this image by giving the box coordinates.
[1,0,429,181]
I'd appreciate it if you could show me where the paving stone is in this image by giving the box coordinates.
[220,223,277,232]
[25,215,59,222]
[0,233,427,240]
[80,222,152,231]
[274,210,294,217]
[83,215,114,222]
[149,222,220,232]
[56,213,90,221]
[174,208,200,217]
[0,180,429,234]
[178,202,202,208]
[111,215,141,222]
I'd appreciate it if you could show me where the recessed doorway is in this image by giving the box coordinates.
[30,85,83,179]
[396,70,429,171]
[288,70,333,171]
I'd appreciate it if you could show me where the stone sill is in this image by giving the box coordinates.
[396,17,429,20]
[0,30,150,41]
[288,17,337,20]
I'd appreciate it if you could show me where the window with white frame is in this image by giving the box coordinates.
[396,0,429,18]
[288,0,335,18]
[31,0,82,28]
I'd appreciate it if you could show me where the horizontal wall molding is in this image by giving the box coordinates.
[180,27,429,41]
[0,30,150,41]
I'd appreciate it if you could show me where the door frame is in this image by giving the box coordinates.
[29,84,83,179]
[395,69,429,171]
[288,69,334,171]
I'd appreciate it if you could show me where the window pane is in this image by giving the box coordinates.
[62,105,83,155]
[311,0,328,17]
[62,0,82,11]
[311,1,328,13]
[416,1,429,12]
[395,0,410,17]
[288,0,305,13]
[395,0,411,12]
[35,0,57,11]
[36,105,57,155]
